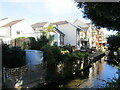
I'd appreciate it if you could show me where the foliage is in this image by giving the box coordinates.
[60,44,73,53]
[81,45,89,50]
[13,37,29,49]
[75,51,89,58]
[107,32,120,51]
[2,44,25,68]
[44,25,54,32]
[15,37,26,40]
[28,37,37,49]
[29,31,54,50]
[36,34,49,50]
[118,48,120,55]
[101,77,120,89]
[61,50,69,54]
[41,45,62,62]
[75,2,120,31]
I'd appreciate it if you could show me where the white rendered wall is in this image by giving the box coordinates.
[10,20,34,39]
[57,23,76,46]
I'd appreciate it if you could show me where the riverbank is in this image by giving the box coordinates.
[32,52,105,89]
[2,52,105,89]
[63,59,119,88]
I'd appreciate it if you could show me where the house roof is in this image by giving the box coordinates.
[1,19,23,27]
[0,18,8,21]
[50,21,68,25]
[73,19,89,28]
[31,22,48,28]
[69,22,83,31]
[54,27,65,36]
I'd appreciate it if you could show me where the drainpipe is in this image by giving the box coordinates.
[9,26,12,45]
[76,29,77,49]
[10,26,12,38]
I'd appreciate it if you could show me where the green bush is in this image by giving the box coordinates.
[2,44,25,68]
[75,51,89,58]
[15,37,26,40]
[102,77,120,89]
[60,44,73,53]
[28,37,37,50]
[41,45,62,62]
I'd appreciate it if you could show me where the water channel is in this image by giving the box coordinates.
[61,56,120,88]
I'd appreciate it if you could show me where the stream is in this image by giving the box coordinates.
[62,56,120,88]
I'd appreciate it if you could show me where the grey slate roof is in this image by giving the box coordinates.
[50,21,68,25]
[54,27,65,36]
[31,22,48,28]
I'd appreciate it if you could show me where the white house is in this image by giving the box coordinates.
[0,18,12,27]
[32,22,65,46]
[51,21,81,49]
[73,19,93,49]
[31,22,50,39]
[48,27,65,46]
[0,19,35,44]
[31,22,50,31]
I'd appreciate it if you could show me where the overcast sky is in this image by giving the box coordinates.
[0,0,117,35]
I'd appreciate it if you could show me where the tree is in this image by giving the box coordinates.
[75,2,120,31]
[107,33,120,51]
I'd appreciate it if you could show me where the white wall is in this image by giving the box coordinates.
[11,20,35,39]
[0,19,35,44]
[57,23,76,46]
[48,31,60,46]
[87,26,93,48]
[54,32,60,46]
[0,27,10,37]
[0,18,12,27]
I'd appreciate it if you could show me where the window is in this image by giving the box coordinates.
[16,30,20,34]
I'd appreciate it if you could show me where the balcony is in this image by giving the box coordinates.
[92,39,97,42]
[80,37,89,41]
[98,40,107,43]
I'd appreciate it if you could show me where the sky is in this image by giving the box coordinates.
[0,0,89,24]
[0,0,117,35]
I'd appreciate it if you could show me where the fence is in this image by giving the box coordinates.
[2,63,47,88]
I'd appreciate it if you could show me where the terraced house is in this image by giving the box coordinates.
[0,18,107,51]
[31,22,65,46]
[50,21,82,50]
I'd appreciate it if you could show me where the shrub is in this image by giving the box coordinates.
[41,45,62,62]
[102,77,120,89]
[75,51,89,58]
[51,46,62,61]
[2,44,25,68]
[15,37,26,40]
[60,44,73,53]
[28,37,37,50]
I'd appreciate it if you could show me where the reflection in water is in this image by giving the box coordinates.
[64,57,119,88]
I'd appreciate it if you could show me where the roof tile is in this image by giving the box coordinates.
[1,19,23,27]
